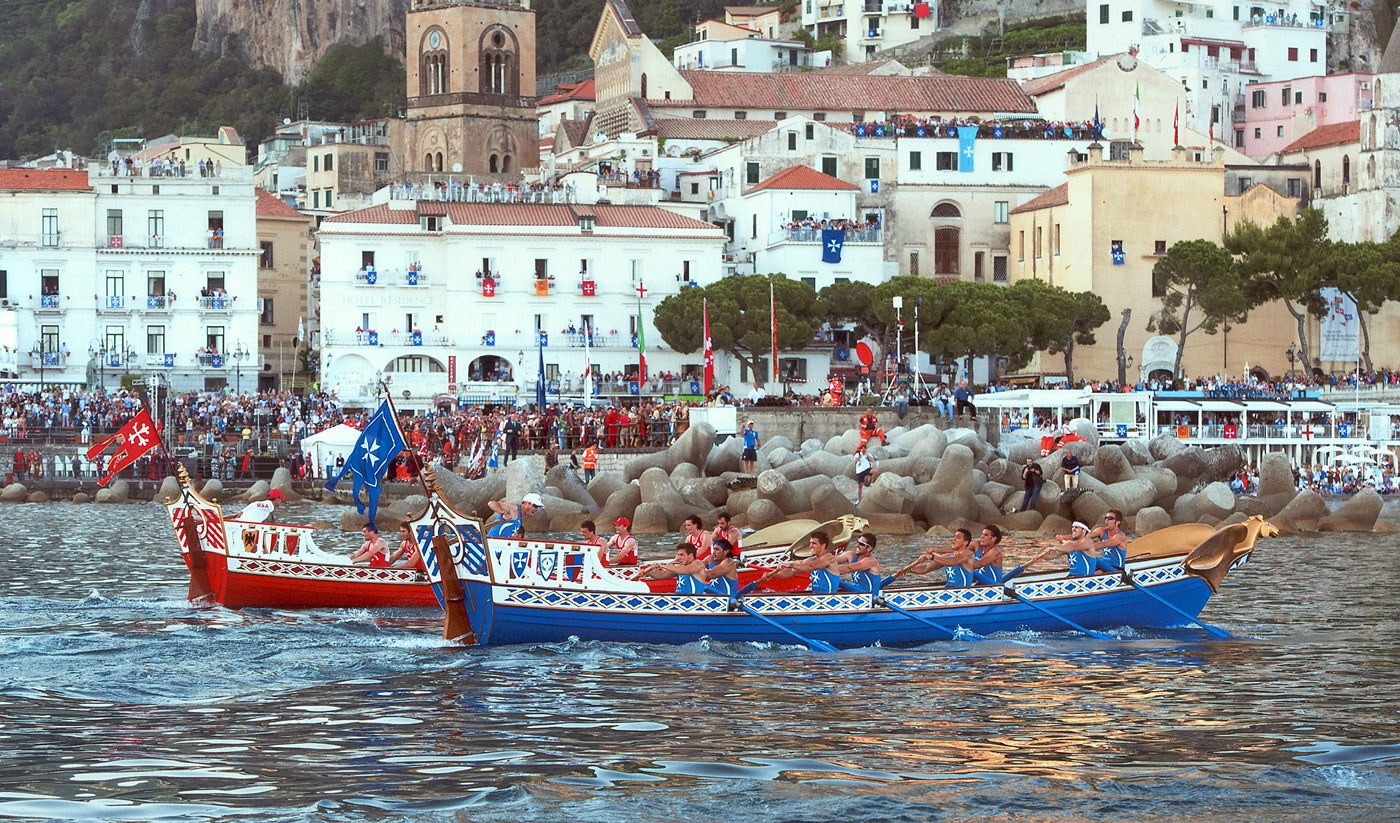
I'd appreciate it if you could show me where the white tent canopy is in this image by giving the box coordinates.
[300,424,362,470]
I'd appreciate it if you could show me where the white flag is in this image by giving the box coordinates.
[583,321,593,407]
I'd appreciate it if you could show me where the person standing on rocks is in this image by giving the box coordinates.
[582,443,598,484]
[741,420,760,475]
[1018,458,1044,513]
[502,414,523,466]
[854,445,875,502]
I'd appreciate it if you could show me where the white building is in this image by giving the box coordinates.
[801,0,940,64]
[316,193,728,408]
[0,166,261,391]
[674,18,820,72]
[1086,0,1332,135]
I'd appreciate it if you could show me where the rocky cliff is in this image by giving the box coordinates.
[194,0,408,82]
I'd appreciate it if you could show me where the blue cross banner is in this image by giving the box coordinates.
[1111,241,1126,265]
[407,270,419,286]
[325,399,407,528]
[821,228,845,264]
[1116,424,1128,437]
[410,331,423,346]
[957,126,977,172]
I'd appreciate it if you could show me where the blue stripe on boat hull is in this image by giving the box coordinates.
[461,575,1217,649]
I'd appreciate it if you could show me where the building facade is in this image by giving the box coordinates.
[401,0,540,175]
[1236,71,1372,157]
[0,166,261,391]
[317,196,727,407]
[255,191,316,390]
[801,0,940,64]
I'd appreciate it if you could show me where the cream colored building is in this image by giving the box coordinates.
[255,191,316,390]
[1008,143,1303,381]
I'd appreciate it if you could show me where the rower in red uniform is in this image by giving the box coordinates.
[712,511,742,558]
[858,410,887,447]
[683,514,713,560]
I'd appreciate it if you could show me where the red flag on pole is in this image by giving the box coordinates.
[770,282,778,383]
[702,297,714,395]
[86,409,161,485]
[1173,101,1179,146]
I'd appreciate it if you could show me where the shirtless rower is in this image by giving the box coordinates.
[969,524,1008,585]
[641,542,708,594]
[764,530,842,594]
[682,514,713,560]
[831,533,882,593]
[348,523,390,567]
[699,538,740,598]
[712,511,742,558]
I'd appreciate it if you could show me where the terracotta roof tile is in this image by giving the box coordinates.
[1279,119,1360,154]
[0,168,91,191]
[650,70,1036,114]
[725,5,774,17]
[255,189,305,219]
[746,165,860,194]
[651,118,776,140]
[1009,184,1069,215]
[1020,56,1115,96]
[325,202,719,232]
[560,114,593,148]
[538,78,596,106]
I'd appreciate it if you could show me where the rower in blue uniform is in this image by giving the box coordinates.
[640,542,708,594]
[699,538,740,598]
[1032,520,1100,576]
[970,525,1010,585]
[833,533,882,594]
[905,528,976,587]
[765,530,841,593]
[485,493,544,538]
[1087,509,1131,572]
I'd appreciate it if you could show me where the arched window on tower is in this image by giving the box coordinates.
[930,202,962,279]
[420,31,448,96]
[436,152,444,172]
[480,28,519,96]
[641,73,648,99]
[1314,159,1322,192]
[1342,155,1351,192]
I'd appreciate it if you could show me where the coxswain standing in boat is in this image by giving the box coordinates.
[698,538,739,597]
[682,514,713,560]
[765,531,842,593]
[640,543,708,594]
[237,488,284,523]
[486,493,545,538]
[712,511,741,558]
[831,533,882,593]
[603,516,639,566]
[349,523,390,567]
[905,527,977,586]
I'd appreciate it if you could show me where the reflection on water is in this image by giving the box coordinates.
[1,502,1398,820]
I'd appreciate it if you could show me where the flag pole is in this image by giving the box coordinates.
[770,281,778,386]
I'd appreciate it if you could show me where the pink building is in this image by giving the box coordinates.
[1235,72,1373,158]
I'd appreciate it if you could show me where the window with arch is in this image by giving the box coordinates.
[480,27,519,96]
[1313,159,1322,190]
[934,227,960,276]
[931,202,962,219]
[641,73,648,98]
[436,152,444,172]
[420,30,448,96]
[1367,155,1377,185]
[1342,155,1351,189]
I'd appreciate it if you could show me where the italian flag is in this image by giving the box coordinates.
[636,293,647,383]
[1133,82,1141,140]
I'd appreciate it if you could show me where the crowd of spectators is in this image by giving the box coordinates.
[388,179,576,204]
[843,115,1103,141]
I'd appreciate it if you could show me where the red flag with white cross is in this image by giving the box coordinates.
[86,409,161,485]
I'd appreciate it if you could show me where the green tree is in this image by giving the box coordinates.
[1149,239,1249,377]
[1338,239,1400,372]
[653,275,824,387]
[1007,280,1110,384]
[1226,210,1331,376]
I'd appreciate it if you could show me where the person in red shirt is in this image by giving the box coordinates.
[604,516,639,566]
[858,411,887,447]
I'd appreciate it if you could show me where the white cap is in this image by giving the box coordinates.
[522,493,545,508]
[1072,521,1089,532]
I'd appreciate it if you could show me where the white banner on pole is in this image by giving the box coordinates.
[1318,287,1360,363]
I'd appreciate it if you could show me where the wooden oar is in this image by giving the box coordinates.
[1002,584,1114,640]
[877,596,978,641]
[736,566,785,596]
[878,556,929,588]
[1119,570,1234,639]
[734,600,838,653]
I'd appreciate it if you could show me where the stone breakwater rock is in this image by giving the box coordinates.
[596,482,643,529]
[669,462,700,483]
[587,471,627,509]
[0,482,28,503]
[1257,453,1295,498]
[157,475,182,503]
[759,435,794,456]
[71,492,91,504]
[1120,439,1153,466]
[505,457,546,503]
[1148,433,1186,461]
[1190,482,1238,522]
[1319,489,1384,533]
[199,479,224,501]
[269,467,301,501]
[1273,489,1327,534]
[624,423,717,482]
[431,462,506,519]
[545,464,598,513]
[1135,506,1173,535]
[746,498,786,530]
[1090,445,1137,484]
[26,491,48,504]
[914,443,976,526]
[241,480,271,503]
[857,473,916,516]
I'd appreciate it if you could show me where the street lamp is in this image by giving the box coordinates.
[231,342,250,393]
[88,339,107,389]
[30,341,49,389]
[1286,342,1297,378]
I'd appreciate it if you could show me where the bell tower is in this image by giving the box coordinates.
[401,0,539,175]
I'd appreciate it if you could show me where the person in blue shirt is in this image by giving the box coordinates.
[832,533,882,593]
[953,379,977,418]
[699,538,739,598]
[486,492,544,538]
[765,531,841,593]
[741,420,760,475]
[641,542,708,594]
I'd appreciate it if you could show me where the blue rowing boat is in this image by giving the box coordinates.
[409,474,1275,650]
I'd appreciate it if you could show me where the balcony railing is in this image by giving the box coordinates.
[197,353,227,368]
[402,269,428,286]
[30,351,68,368]
[198,295,234,311]
[325,330,454,348]
[38,294,63,311]
[146,353,177,368]
[1243,15,1329,32]
[354,269,381,285]
[99,295,126,312]
[146,294,173,310]
[779,226,882,244]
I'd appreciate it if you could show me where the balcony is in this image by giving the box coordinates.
[98,295,127,313]
[534,278,557,296]
[145,294,173,311]
[354,269,381,285]
[777,226,883,244]
[37,294,64,313]
[196,353,227,368]
[579,279,597,296]
[146,353,177,369]
[326,330,454,348]
[30,351,68,368]
[1243,15,1329,32]
[198,295,234,312]
[401,269,428,286]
